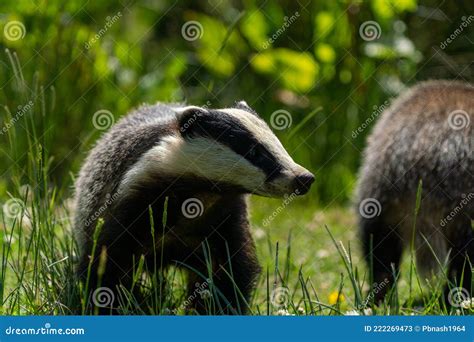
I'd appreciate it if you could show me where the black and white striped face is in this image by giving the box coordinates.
[168,101,314,197]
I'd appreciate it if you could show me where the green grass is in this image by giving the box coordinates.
[0,189,470,315]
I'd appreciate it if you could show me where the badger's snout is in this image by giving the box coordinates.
[263,167,315,197]
[293,172,315,194]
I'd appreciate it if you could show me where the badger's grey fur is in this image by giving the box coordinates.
[356,80,473,303]
[74,101,314,314]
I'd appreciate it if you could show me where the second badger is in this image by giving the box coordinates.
[356,80,473,305]
[74,101,314,314]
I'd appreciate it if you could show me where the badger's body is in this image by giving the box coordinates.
[356,80,474,303]
[74,102,314,314]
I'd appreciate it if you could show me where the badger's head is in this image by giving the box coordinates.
[165,101,314,197]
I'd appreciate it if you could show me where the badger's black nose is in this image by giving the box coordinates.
[294,173,315,194]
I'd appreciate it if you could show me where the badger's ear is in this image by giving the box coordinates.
[174,106,208,136]
[234,100,258,116]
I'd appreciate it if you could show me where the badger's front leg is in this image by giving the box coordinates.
[183,198,261,315]
[185,228,260,314]
[77,218,148,314]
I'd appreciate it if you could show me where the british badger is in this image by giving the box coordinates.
[74,101,314,314]
[356,80,473,305]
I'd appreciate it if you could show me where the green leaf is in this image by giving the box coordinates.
[315,43,336,63]
[240,8,269,50]
[372,0,394,19]
[314,11,335,39]
[251,48,319,93]
[193,13,246,77]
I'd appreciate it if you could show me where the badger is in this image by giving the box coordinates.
[74,101,314,314]
[355,80,473,305]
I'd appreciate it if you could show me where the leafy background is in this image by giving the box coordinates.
[1,0,473,203]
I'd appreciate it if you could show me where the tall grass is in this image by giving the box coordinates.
[0,192,466,315]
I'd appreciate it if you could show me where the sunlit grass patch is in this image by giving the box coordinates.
[1,194,465,315]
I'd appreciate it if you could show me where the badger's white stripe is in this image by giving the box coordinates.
[237,100,250,107]
[117,135,183,194]
[118,135,270,196]
[173,106,208,115]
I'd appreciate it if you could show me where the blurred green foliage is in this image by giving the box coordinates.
[0,0,473,204]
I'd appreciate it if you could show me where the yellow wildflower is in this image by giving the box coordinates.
[328,291,345,305]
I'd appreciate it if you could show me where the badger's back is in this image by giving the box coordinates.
[356,80,473,276]
[73,103,179,243]
[357,80,473,208]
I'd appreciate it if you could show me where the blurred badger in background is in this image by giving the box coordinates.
[74,101,314,314]
[356,80,473,305]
